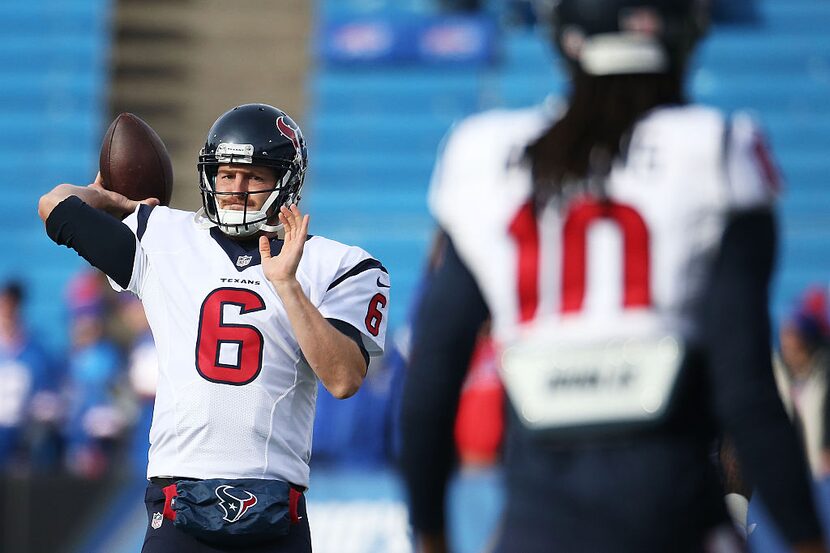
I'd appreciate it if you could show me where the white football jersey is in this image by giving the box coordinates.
[430,104,778,347]
[110,207,390,487]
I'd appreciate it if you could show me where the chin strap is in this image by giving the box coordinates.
[259,221,286,236]
[193,208,285,239]
[193,208,216,230]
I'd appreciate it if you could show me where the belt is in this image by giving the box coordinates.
[149,476,197,487]
[149,476,305,493]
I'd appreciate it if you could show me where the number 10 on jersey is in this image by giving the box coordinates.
[508,198,651,323]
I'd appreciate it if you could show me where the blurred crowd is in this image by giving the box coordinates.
[0,270,156,479]
[774,287,830,479]
[3,265,830,484]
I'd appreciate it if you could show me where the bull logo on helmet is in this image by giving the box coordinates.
[276,116,303,154]
[215,485,258,523]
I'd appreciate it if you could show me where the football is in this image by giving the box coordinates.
[99,113,174,206]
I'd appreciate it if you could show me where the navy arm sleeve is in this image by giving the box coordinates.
[399,235,490,534]
[702,210,823,543]
[44,196,137,289]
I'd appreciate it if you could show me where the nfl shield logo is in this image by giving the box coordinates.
[151,512,163,529]
[236,255,252,267]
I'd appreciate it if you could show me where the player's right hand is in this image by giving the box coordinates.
[90,171,159,219]
[38,177,157,224]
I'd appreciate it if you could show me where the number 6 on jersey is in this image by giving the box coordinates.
[365,293,387,337]
[196,288,266,385]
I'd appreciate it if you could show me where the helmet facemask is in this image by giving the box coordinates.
[198,157,303,239]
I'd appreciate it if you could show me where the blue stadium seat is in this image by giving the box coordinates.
[310,153,435,190]
[1,0,110,351]
[312,68,483,116]
[698,33,830,69]
[756,1,830,32]
[311,114,452,154]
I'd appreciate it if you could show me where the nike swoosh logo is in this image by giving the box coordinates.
[377,277,390,288]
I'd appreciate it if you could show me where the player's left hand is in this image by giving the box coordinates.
[260,204,309,288]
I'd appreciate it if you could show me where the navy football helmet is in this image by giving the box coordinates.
[197,103,308,238]
[537,0,709,75]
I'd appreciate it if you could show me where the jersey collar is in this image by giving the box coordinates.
[209,228,314,271]
[209,227,283,272]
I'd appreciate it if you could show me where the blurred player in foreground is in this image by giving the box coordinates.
[400,1,826,551]
[38,103,390,552]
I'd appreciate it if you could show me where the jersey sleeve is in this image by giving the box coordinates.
[427,117,485,235]
[318,255,390,357]
[427,109,549,279]
[724,112,780,212]
[106,204,155,297]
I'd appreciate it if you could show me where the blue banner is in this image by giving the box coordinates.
[415,16,497,65]
[318,15,496,66]
[318,17,415,64]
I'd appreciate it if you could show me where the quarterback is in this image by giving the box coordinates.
[38,104,390,552]
[400,1,825,552]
